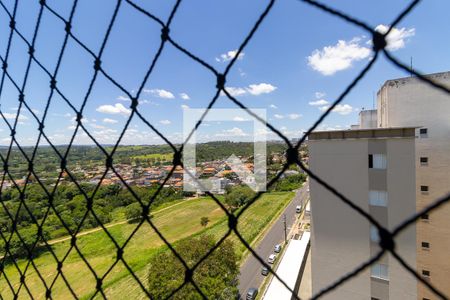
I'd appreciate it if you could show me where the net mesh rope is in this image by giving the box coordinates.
[0,0,449,299]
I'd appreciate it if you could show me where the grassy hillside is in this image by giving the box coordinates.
[0,192,294,299]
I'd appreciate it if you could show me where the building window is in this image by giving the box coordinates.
[421,185,429,192]
[421,242,430,249]
[420,128,428,137]
[371,263,389,280]
[420,157,428,166]
[369,154,386,169]
[369,190,388,207]
[421,213,429,220]
[370,226,379,243]
[422,270,430,277]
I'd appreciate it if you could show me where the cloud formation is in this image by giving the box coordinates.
[309,25,414,75]
[247,83,277,95]
[179,93,190,100]
[274,114,284,119]
[319,104,354,115]
[309,99,329,106]
[96,103,131,116]
[3,113,28,121]
[308,38,371,75]
[159,119,171,125]
[224,87,247,97]
[145,89,175,99]
[216,49,244,62]
[288,113,301,120]
[103,118,118,124]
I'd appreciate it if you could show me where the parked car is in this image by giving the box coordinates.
[274,244,282,253]
[261,266,269,276]
[268,254,276,264]
[295,205,301,213]
[246,288,258,300]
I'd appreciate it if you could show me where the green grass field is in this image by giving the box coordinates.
[0,192,294,299]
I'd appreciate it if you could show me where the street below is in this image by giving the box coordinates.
[238,183,309,297]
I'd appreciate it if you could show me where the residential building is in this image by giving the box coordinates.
[308,71,450,299]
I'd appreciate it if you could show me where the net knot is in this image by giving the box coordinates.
[286,147,299,165]
[372,31,387,51]
[216,73,226,89]
[378,227,395,252]
[161,26,170,41]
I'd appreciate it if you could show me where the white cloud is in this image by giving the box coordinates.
[64,113,72,117]
[117,95,130,101]
[269,104,278,109]
[224,87,247,97]
[308,38,371,75]
[288,113,301,120]
[233,116,247,122]
[181,104,190,110]
[103,118,118,124]
[274,114,284,119]
[145,89,175,99]
[309,99,329,106]
[315,92,326,99]
[246,83,277,95]
[223,83,277,97]
[3,113,28,121]
[179,93,190,100]
[216,49,244,62]
[319,104,354,115]
[96,103,131,116]
[374,24,415,51]
[215,127,248,137]
[159,119,171,125]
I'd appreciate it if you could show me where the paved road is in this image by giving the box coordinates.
[238,183,309,297]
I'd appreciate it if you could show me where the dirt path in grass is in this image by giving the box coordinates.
[45,197,199,246]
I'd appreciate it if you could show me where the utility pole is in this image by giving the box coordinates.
[283,214,287,243]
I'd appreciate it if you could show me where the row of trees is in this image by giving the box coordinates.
[0,183,184,260]
[224,172,306,209]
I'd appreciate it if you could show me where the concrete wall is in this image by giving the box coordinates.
[310,139,370,300]
[377,72,450,299]
[359,109,378,129]
[309,137,416,299]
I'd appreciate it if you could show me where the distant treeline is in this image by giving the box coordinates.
[0,141,294,179]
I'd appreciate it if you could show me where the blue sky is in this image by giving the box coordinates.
[0,0,449,146]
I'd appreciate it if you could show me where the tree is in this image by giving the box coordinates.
[200,217,209,227]
[147,235,238,299]
[124,203,143,223]
[224,185,255,208]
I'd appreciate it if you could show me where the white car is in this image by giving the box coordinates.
[268,254,276,264]
[274,244,282,253]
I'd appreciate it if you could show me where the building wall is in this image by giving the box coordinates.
[360,109,378,129]
[309,137,416,299]
[310,139,370,300]
[377,72,450,299]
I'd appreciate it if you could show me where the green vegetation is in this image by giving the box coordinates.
[224,185,256,208]
[270,173,307,192]
[0,141,291,179]
[0,192,294,299]
[0,184,184,259]
[147,235,238,299]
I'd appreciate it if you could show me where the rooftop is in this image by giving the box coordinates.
[308,127,417,141]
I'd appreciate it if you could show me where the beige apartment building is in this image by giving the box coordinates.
[309,71,450,300]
